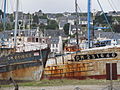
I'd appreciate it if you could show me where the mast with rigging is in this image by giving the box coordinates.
[1,0,7,47]
[75,0,79,48]
[87,0,91,48]
[14,0,19,48]
[3,0,6,32]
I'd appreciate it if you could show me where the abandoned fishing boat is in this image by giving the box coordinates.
[0,0,50,81]
[43,0,120,80]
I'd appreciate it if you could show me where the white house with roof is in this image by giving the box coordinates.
[67,15,76,25]
[49,36,63,54]
[58,16,68,30]
[69,25,81,35]
[0,29,48,51]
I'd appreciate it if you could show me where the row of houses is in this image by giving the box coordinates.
[1,28,120,56]
[0,10,90,30]
[1,10,120,31]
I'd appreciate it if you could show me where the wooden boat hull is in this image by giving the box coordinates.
[44,47,120,80]
[0,48,50,81]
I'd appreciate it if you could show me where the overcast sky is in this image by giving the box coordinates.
[0,0,120,13]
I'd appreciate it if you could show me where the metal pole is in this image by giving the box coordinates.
[3,0,6,32]
[87,0,91,48]
[75,0,79,48]
[14,0,19,48]
[1,0,7,46]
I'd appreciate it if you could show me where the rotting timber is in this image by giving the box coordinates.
[43,47,120,80]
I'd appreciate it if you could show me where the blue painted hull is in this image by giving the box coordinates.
[0,47,50,80]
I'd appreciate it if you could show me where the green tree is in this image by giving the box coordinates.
[39,14,47,19]
[9,14,14,22]
[55,14,63,18]
[33,15,39,24]
[94,13,112,26]
[113,24,120,33]
[63,23,70,35]
[39,23,46,31]
[31,24,37,29]
[46,20,58,30]
[6,23,12,30]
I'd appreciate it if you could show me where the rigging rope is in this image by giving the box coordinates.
[110,0,118,11]
[107,0,116,12]
[6,0,8,13]
[77,4,85,35]
[107,0,120,23]
[9,0,14,12]
[96,0,115,39]
[19,0,23,12]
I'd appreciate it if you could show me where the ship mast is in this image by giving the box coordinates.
[14,0,19,48]
[75,0,79,48]
[87,0,91,48]
[3,0,7,32]
[1,0,7,47]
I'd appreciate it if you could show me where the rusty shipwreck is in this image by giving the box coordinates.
[44,46,120,79]
[0,0,50,81]
[43,0,120,80]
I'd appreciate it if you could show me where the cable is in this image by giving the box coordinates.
[6,0,8,13]
[107,0,116,11]
[19,0,23,12]
[77,4,86,35]
[96,0,115,38]
[110,0,118,11]
[9,0,14,13]
[107,0,120,26]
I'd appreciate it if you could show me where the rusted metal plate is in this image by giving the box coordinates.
[0,65,43,81]
[44,47,120,80]
[0,47,50,81]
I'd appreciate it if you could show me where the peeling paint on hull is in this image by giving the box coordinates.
[0,48,50,81]
[44,47,120,80]
[0,62,43,80]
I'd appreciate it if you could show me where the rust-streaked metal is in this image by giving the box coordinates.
[44,47,120,80]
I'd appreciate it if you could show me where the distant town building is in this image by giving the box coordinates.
[47,14,57,21]
[13,11,23,20]
[49,36,63,54]
[44,30,66,37]
[108,11,120,16]
[58,16,68,30]
[35,10,43,17]
[67,15,76,25]
[39,19,48,25]
[63,12,71,17]
[69,25,81,35]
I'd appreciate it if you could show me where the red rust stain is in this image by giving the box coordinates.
[12,66,40,79]
[44,63,94,79]
[0,66,42,80]
[0,72,10,79]
[44,61,120,80]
